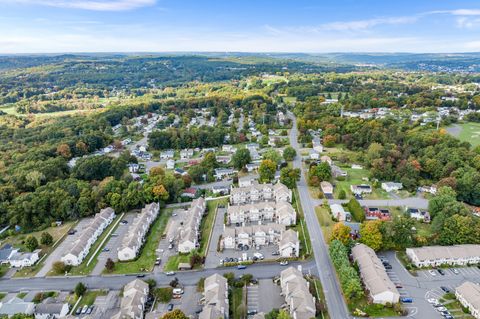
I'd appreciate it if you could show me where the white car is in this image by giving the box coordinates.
[451,268,459,274]
[427,298,439,304]
[436,307,447,312]
[165,271,176,276]
[428,270,437,276]
[280,260,289,266]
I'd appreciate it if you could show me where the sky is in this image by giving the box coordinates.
[1,0,480,53]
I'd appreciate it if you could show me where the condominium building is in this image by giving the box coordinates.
[227,200,296,226]
[351,244,400,304]
[118,202,160,261]
[178,198,206,253]
[230,181,292,205]
[280,267,316,319]
[112,279,149,319]
[456,281,480,319]
[199,274,229,319]
[406,245,480,268]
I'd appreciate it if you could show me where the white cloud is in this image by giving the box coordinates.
[320,16,417,31]
[448,9,480,16]
[0,0,156,11]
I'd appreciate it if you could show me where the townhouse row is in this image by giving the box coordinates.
[178,197,207,254]
[406,244,480,268]
[280,267,316,319]
[230,181,292,205]
[227,200,296,226]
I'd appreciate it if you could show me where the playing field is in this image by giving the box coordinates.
[450,122,480,148]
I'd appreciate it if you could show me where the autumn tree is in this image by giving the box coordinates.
[56,143,72,159]
[259,159,277,182]
[330,223,351,245]
[162,309,188,319]
[360,220,383,251]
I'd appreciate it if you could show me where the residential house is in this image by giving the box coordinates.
[214,168,237,181]
[330,204,351,222]
[112,279,149,319]
[238,175,258,187]
[406,208,430,222]
[0,245,16,265]
[279,229,300,258]
[181,188,198,199]
[245,162,261,172]
[331,165,347,178]
[227,200,296,226]
[160,150,175,160]
[406,245,480,268]
[180,149,194,160]
[216,155,232,165]
[351,244,400,304]
[320,182,333,196]
[9,249,41,268]
[178,198,206,253]
[456,281,480,319]
[418,185,437,195]
[365,207,391,221]
[166,159,175,170]
[381,182,403,192]
[34,300,69,319]
[174,168,188,176]
[61,208,115,266]
[222,145,236,153]
[308,150,320,160]
[280,267,316,319]
[212,185,230,195]
[118,203,159,261]
[221,224,285,250]
[312,136,323,153]
[0,298,35,317]
[350,184,372,195]
[199,274,229,319]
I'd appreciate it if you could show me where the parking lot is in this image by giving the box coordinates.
[154,285,201,317]
[154,208,187,272]
[204,207,286,269]
[247,279,283,315]
[36,218,93,277]
[91,213,136,275]
[380,251,480,319]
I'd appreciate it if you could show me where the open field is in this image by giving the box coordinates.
[447,122,480,148]
[315,206,335,242]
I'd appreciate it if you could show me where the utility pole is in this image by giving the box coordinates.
[340,104,344,118]
[436,116,441,131]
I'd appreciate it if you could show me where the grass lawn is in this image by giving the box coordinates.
[108,209,172,274]
[230,287,245,319]
[52,215,122,276]
[315,206,335,242]
[17,292,27,299]
[292,188,313,258]
[282,96,297,105]
[0,265,9,278]
[349,297,403,317]
[452,122,480,148]
[0,293,6,301]
[442,297,475,318]
[199,198,228,256]
[163,254,191,272]
[333,167,389,200]
[306,276,330,319]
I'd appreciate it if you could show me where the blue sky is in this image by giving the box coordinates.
[1,0,480,53]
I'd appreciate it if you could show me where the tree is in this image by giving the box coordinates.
[188,165,205,184]
[74,282,87,297]
[232,148,251,170]
[360,220,383,251]
[259,159,277,182]
[52,261,69,274]
[105,258,115,272]
[154,287,173,303]
[283,146,297,161]
[150,166,166,177]
[308,162,331,185]
[56,143,72,159]
[152,185,169,201]
[390,216,416,248]
[40,232,53,246]
[438,215,477,245]
[162,309,188,319]
[338,189,346,199]
[25,235,38,252]
[280,167,300,189]
[144,278,157,289]
[330,223,351,245]
[346,199,365,222]
[263,149,282,165]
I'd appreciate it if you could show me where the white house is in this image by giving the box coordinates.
[309,150,320,160]
[118,203,159,261]
[456,281,480,319]
[180,149,194,159]
[199,274,229,319]
[222,145,236,153]
[352,244,400,304]
[0,298,35,317]
[221,224,285,250]
[160,150,175,160]
[166,159,175,170]
[230,181,291,205]
[320,181,333,196]
[330,204,351,222]
[406,245,480,268]
[238,175,258,187]
[214,168,237,181]
[61,208,115,266]
[112,279,149,319]
[350,184,372,195]
[227,200,296,226]
[279,229,300,258]
[34,301,70,319]
[381,182,403,192]
[9,249,41,268]
[312,136,324,153]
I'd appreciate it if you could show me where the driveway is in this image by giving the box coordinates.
[204,207,226,269]
[36,218,93,277]
[247,279,283,314]
[91,213,136,275]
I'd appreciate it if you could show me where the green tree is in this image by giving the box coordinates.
[283,146,297,161]
[74,282,87,297]
[338,189,346,199]
[40,232,53,246]
[308,162,331,185]
[259,159,277,182]
[232,148,251,170]
[277,310,291,319]
[105,258,115,272]
[279,167,300,189]
[360,220,383,251]
[346,199,365,222]
[25,235,38,252]
[263,149,282,165]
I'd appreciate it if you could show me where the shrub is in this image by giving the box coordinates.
[347,199,365,222]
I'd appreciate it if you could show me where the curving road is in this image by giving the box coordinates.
[287,111,351,319]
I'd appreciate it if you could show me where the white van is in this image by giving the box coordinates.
[173,288,184,295]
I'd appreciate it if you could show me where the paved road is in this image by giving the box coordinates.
[325,197,429,209]
[0,260,317,293]
[287,111,350,319]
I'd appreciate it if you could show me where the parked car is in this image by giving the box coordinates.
[155,258,162,266]
[384,264,392,269]
[173,288,184,295]
[444,315,453,319]
[136,274,145,278]
[168,244,174,249]
[167,304,174,311]
[280,260,289,266]
[68,230,76,235]
[436,306,447,312]
[272,251,280,256]
[437,269,445,275]
[440,286,451,293]
[102,248,110,252]
[395,283,403,288]
[81,305,89,314]
[165,271,176,276]
[400,297,413,303]
[120,220,128,225]
[237,265,247,270]
[428,269,437,276]
[86,306,94,314]
[427,298,439,304]
[75,307,82,315]
[451,268,459,275]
